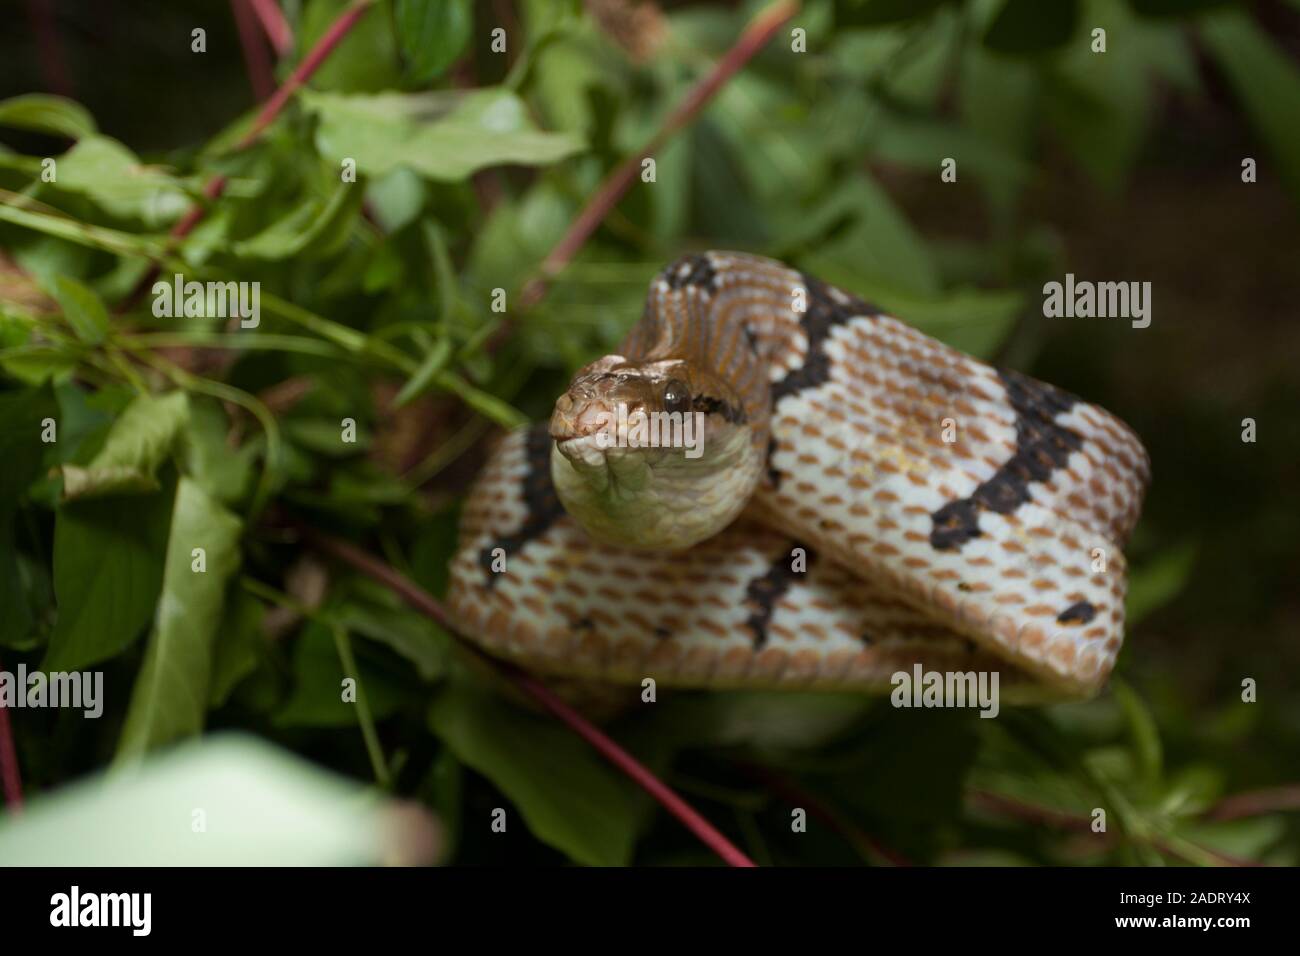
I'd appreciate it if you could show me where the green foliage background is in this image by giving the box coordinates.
[1,0,1298,865]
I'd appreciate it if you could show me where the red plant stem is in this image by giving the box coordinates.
[301,527,756,868]
[248,0,294,56]
[521,0,799,308]
[125,0,373,307]
[1206,786,1300,822]
[0,656,23,812]
[25,0,74,98]
[737,761,910,866]
[231,0,276,102]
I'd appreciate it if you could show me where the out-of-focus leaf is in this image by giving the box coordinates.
[274,620,404,727]
[428,682,650,866]
[1199,9,1300,207]
[231,183,363,260]
[297,0,404,92]
[115,477,243,761]
[1112,679,1163,783]
[1128,0,1237,15]
[396,0,473,83]
[50,275,109,345]
[1126,542,1197,626]
[43,476,174,671]
[0,734,441,865]
[0,94,96,139]
[210,589,266,707]
[331,595,450,682]
[0,384,58,649]
[181,398,256,507]
[304,88,585,182]
[61,390,189,499]
[835,0,953,26]
[628,691,873,752]
[52,134,189,222]
[394,338,453,408]
[984,0,1079,54]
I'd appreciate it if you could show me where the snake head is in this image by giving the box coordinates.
[548,355,762,551]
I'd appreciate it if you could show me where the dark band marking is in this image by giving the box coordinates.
[663,254,718,291]
[1056,601,1096,625]
[743,546,816,649]
[929,368,1084,551]
[765,275,878,489]
[770,274,878,406]
[480,424,564,588]
[692,393,747,424]
[765,434,783,489]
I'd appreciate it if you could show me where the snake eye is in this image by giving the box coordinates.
[662,379,692,415]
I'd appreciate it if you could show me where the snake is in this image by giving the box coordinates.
[448,252,1150,702]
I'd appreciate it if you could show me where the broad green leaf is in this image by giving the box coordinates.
[984,0,1079,54]
[53,134,189,222]
[115,478,243,761]
[331,597,450,681]
[396,0,473,82]
[51,275,109,345]
[274,620,405,728]
[0,94,96,139]
[61,390,189,499]
[43,478,174,671]
[1125,542,1197,626]
[0,384,57,505]
[428,683,649,865]
[0,385,58,649]
[230,183,363,260]
[0,734,441,865]
[181,398,256,507]
[304,88,585,182]
[835,0,953,25]
[209,589,266,707]
[1199,10,1300,207]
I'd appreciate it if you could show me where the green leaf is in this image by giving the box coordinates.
[274,620,405,728]
[984,0,1079,55]
[1199,9,1300,208]
[230,183,364,260]
[393,338,453,408]
[0,384,58,649]
[332,596,450,681]
[61,390,189,499]
[210,589,266,707]
[115,477,243,761]
[43,478,175,671]
[52,134,190,222]
[396,0,473,83]
[50,275,109,345]
[0,94,96,139]
[428,683,649,865]
[0,734,441,865]
[304,88,585,182]
[835,0,953,26]
[1125,542,1197,626]
[0,384,57,506]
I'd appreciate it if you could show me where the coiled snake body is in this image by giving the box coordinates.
[448,252,1150,700]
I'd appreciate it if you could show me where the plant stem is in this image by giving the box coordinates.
[332,626,392,788]
[519,0,800,309]
[300,526,757,867]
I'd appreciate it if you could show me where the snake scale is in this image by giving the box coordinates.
[448,252,1150,701]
